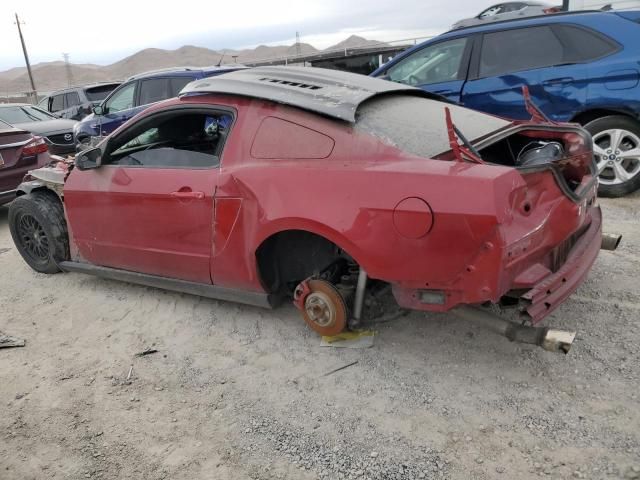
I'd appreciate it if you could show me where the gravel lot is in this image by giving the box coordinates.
[1,193,639,480]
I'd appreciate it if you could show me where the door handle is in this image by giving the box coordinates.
[543,77,574,86]
[171,190,205,199]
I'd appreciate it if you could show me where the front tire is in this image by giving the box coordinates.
[9,191,69,274]
[584,116,640,197]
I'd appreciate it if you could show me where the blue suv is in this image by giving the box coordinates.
[372,10,640,197]
[73,66,246,151]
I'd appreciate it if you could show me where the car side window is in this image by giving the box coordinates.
[169,77,195,97]
[105,82,136,114]
[386,37,469,86]
[50,94,64,112]
[553,25,619,62]
[65,92,81,109]
[479,26,563,77]
[106,111,233,168]
[138,78,169,106]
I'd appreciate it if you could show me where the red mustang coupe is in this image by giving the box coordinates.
[8,67,618,353]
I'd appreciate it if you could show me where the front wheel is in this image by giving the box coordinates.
[585,116,640,197]
[9,191,69,274]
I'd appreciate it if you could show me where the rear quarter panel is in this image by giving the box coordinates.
[202,96,524,299]
[573,14,640,119]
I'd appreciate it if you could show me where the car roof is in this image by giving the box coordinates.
[442,9,613,36]
[0,103,32,107]
[126,65,248,81]
[46,82,122,96]
[179,66,437,122]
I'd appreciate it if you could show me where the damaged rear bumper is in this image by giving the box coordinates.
[518,205,602,324]
[391,205,603,325]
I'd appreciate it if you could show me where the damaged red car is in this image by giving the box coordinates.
[8,67,619,353]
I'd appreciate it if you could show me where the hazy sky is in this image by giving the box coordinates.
[0,0,484,70]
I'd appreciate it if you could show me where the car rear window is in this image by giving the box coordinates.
[552,25,619,62]
[85,84,119,102]
[355,95,510,159]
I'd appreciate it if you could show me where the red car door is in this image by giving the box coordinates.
[64,109,229,284]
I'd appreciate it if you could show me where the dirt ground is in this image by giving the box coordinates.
[1,193,639,480]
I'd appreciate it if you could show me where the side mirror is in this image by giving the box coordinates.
[75,147,102,171]
[93,105,105,116]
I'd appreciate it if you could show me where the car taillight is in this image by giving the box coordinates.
[543,6,562,13]
[22,136,48,156]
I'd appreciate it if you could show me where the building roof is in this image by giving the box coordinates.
[178,66,436,122]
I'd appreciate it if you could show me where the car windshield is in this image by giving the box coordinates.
[0,105,55,124]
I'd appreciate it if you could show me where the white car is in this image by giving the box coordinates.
[451,2,561,29]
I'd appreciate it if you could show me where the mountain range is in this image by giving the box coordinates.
[0,35,385,94]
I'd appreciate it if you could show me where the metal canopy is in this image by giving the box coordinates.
[179,66,436,123]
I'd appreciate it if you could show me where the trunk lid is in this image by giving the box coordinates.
[0,124,38,192]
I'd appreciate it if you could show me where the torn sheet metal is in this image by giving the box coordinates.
[0,334,26,348]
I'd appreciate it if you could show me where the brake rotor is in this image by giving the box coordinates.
[301,279,348,336]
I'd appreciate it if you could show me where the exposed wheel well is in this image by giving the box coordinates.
[571,109,637,126]
[16,186,46,197]
[256,230,351,295]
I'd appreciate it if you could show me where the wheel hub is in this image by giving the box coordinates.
[294,279,348,336]
[305,291,336,328]
[17,214,49,261]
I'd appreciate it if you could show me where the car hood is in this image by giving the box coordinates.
[81,112,96,123]
[14,118,77,136]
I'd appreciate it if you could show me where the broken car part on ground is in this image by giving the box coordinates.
[7,67,621,353]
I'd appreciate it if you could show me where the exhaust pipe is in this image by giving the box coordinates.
[454,306,575,354]
[601,233,622,251]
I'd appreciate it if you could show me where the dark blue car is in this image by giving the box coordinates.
[371,10,640,196]
[73,66,246,151]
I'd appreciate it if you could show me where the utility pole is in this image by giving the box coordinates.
[63,53,74,86]
[14,13,37,102]
[295,31,301,57]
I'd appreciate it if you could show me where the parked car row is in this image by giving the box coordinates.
[3,7,633,348]
[0,104,77,155]
[372,9,640,197]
